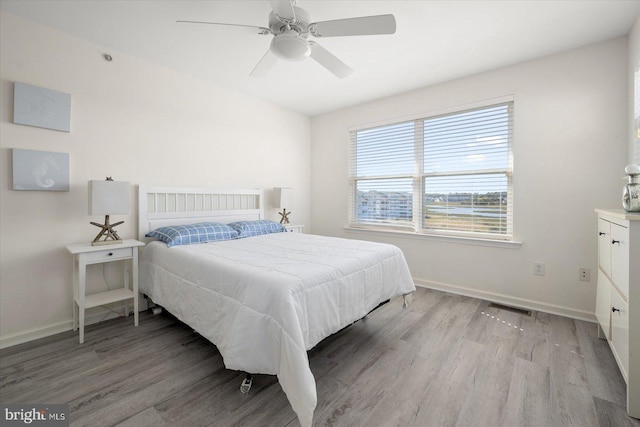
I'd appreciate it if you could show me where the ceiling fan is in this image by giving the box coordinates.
[177,0,396,78]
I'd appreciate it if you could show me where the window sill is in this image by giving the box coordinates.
[343,226,523,249]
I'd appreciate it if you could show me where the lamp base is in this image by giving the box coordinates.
[278,209,291,224]
[90,215,125,245]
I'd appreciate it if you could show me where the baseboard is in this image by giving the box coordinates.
[414,277,597,323]
[0,299,148,349]
[0,320,73,349]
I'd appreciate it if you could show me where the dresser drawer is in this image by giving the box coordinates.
[595,269,611,340]
[610,287,629,382]
[81,247,132,263]
[598,218,611,278]
[610,222,629,298]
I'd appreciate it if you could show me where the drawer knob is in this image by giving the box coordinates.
[599,232,605,236]
[108,252,113,256]
[611,240,620,245]
[612,307,620,313]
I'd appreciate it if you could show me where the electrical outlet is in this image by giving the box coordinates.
[579,268,591,282]
[534,262,545,276]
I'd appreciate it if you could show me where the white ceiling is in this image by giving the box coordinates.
[2,0,639,116]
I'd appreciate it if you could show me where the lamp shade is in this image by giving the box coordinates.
[274,187,292,209]
[88,180,131,215]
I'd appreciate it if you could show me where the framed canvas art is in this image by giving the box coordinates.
[12,149,70,191]
[13,82,71,132]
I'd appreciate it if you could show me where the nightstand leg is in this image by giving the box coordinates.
[79,259,86,344]
[123,261,130,317]
[73,303,78,332]
[133,251,139,327]
[72,256,77,331]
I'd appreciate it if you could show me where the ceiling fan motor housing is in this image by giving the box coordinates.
[268,7,311,61]
[268,6,310,34]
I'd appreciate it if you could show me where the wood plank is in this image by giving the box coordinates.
[594,396,640,427]
[575,318,627,407]
[454,345,516,426]
[411,338,486,426]
[502,357,551,426]
[547,315,601,427]
[115,407,169,427]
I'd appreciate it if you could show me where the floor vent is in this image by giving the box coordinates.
[489,302,532,316]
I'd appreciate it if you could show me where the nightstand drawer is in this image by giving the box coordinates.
[82,247,132,263]
[284,224,304,233]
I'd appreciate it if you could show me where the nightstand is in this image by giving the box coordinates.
[66,239,145,343]
[284,224,305,233]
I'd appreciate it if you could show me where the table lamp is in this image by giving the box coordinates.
[88,177,130,245]
[274,187,292,224]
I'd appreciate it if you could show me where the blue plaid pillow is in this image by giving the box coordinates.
[227,220,286,238]
[146,222,238,247]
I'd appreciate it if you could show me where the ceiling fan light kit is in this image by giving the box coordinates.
[271,31,311,60]
[177,0,396,78]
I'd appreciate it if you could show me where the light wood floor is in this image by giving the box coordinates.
[1,287,639,427]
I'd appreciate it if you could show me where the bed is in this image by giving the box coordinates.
[137,186,416,427]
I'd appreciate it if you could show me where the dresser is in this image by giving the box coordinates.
[595,209,640,418]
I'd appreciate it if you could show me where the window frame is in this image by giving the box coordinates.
[348,96,514,242]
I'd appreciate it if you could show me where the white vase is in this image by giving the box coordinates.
[623,164,640,212]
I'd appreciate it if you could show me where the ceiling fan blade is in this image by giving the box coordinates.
[269,0,296,21]
[250,49,278,78]
[309,42,353,79]
[177,20,271,35]
[310,14,396,37]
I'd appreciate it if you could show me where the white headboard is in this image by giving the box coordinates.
[138,186,264,242]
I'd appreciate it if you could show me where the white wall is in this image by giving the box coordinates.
[0,12,311,347]
[310,37,628,320]
[629,15,640,164]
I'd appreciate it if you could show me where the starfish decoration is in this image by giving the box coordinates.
[91,215,125,245]
[278,209,291,224]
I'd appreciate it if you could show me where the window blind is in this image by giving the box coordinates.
[349,101,513,240]
[422,103,513,237]
[349,121,415,229]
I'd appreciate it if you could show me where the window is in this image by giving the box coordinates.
[349,100,513,241]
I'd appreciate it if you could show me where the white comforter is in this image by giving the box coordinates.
[139,232,415,427]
